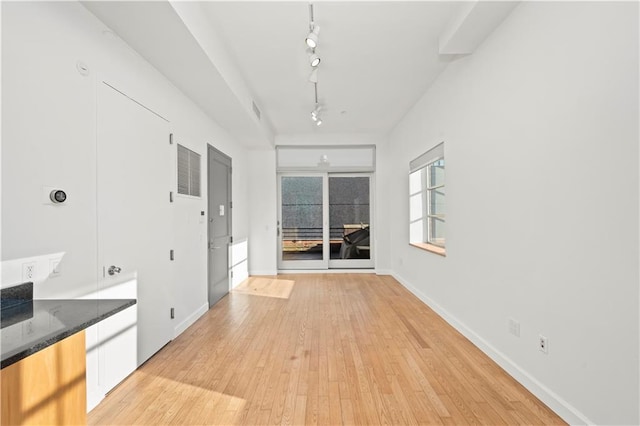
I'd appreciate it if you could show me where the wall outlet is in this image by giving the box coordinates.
[539,334,549,354]
[22,262,36,282]
[508,318,520,337]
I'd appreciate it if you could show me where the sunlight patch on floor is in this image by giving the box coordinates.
[133,372,248,424]
[232,276,295,299]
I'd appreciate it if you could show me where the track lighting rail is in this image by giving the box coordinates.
[306,3,323,126]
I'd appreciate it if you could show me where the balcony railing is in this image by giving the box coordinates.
[282,225,368,252]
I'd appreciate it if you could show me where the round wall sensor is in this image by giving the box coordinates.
[50,190,67,204]
[76,61,90,77]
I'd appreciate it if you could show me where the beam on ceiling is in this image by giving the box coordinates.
[439,1,520,55]
[169,1,275,147]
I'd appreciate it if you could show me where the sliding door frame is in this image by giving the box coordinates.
[277,172,375,271]
[277,173,329,270]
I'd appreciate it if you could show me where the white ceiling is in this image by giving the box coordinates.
[201,1,459,136]
[84,1,517,147]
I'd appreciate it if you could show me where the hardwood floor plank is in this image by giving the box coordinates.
[340,397,356,425]
[318,395,330,425]
[292,395,307,426]
[304,371,319,425]
[328,381,343,425]
[88,274,566,425]
[268,373,291,424]
[256,409,272,426]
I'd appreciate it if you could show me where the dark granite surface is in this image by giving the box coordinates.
[1,298,136,369]
[0,282,33,310]
[1,282,34,329]
[1,301,34,330]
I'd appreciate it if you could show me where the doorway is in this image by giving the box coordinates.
[207,145,232,307]
[277,173,373,270]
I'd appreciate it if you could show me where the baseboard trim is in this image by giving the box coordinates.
[375,269,393,276]
[174,303,208,338]
[278,269,375,274]
[391,272,593,426]
[249,270,278,276]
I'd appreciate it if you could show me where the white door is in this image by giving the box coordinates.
[97,82,173,366]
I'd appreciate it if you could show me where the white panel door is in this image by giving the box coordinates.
[97,82,172,366]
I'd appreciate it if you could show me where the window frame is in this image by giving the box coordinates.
[425,157,445,248]
[409,143,445,256]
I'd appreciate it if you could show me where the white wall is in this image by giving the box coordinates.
[169,132,209,336]
[2,1,99,297]
[2,0,251,405]
[2,0,249,312]
[386,2,638,424]
[248,149,278,275]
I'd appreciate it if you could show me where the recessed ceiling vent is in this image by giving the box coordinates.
[252,100,261,121]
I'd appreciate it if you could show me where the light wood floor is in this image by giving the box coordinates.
[88,274,566,425]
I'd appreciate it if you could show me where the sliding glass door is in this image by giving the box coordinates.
[328,175,372,268]
[278,173,373,270]
[278,174,328,269]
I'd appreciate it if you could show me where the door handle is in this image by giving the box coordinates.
[108,265,122,276]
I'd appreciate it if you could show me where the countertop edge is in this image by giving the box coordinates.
[1,299,136,369]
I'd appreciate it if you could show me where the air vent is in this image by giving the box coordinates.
[177,144,201,197]
[252,101,261,120]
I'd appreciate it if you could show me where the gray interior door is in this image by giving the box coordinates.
[207,145,232,307]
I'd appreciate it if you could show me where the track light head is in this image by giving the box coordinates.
[311,105,322,124]
[308,68,318,83]
[305,25,320,49]
[309,53,321,68]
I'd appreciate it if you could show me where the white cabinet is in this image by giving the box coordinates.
[83,279,137,412]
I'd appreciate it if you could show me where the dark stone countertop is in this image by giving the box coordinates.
[1,298,136,369]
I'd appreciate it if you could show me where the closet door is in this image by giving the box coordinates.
[97,82,172,366]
